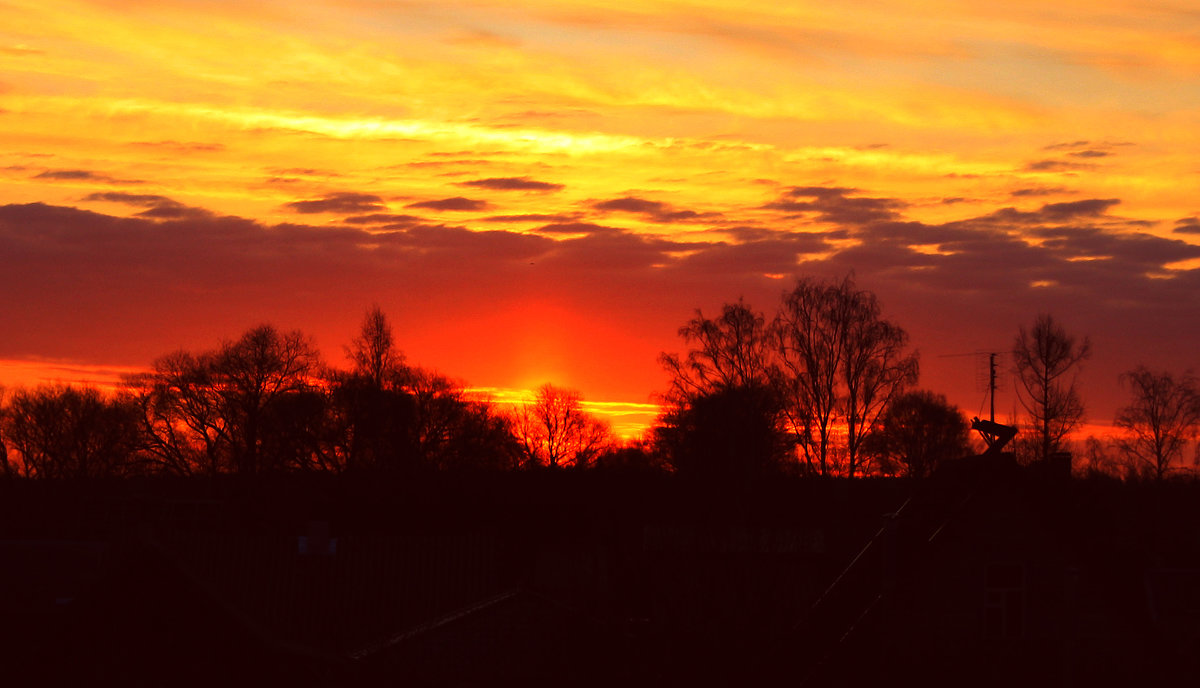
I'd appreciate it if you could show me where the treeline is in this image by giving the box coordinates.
[652,276,1199,483]
[1,314,536,480]
[1,276,1196,482]
[654,275,970,481]
[0,276,954,482]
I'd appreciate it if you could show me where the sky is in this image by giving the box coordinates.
[2,0,1199,438]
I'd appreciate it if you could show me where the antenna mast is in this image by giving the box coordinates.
[938,349,1015,454]
[987,351,997,424]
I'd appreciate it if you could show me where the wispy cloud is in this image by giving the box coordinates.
[406,197,490,211]
[84,191,213,219]
[129,140,225,153]
[1174,217,1200,235]
[34,169,144,184]
[763,186,906,224]
[482,213,578,223]
[342,213,426,225]
[284,192,387,214]
[459,177,564,191]
[1023,159,1097,172]
[593,196,721,223]
[1010,186,1072,197]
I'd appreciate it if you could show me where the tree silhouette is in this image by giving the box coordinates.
[257,386,336,472]
[1,385,142,479]
[327,308,417,472]
[214,325,321,475]
[126,325,322,476]
[1114,366,1200,481]
[406,368,467,463]
[515,383,611,468]
[332,308,519,473]
[658,299,791,479]
[655,383,791,481]
[772,275,917,477]
[406,368,520,471]
[593,439,667,473]
[656,279,917,478]
[127,349,230,476]
[863,390,969,478]
[345,304,405,390]
[1079,435,1129,480]
[773,278,843,475]
[659,299,773,405]
[838,284,919,478]
[1012,314,1091,462]
[326,372,417,473]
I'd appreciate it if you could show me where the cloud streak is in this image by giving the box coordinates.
[763,186,907,224]
[406,197,491,211]
[34,169,144,185]
[284,192,387,214]
[593,196,722,224]
[84,191,215,219]
[459,177,564,191]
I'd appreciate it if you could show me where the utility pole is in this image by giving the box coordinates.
[938,350,1003,417]
[987,351,997,424]
[939,350,1014,453]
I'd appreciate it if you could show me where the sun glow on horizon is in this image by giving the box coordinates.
[0,359,143,395]
[468,385,661,440]
[0,357,661,439]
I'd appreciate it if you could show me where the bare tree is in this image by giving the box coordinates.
[659,298,773,405]
[1079,435,1130,480]
[257,386,335,473]
[405,368,465,461]
[1114,366,1200,481]
[126,350,230,476]
[215,325,321,475]
[1012,314,1091,462]
[655,278,917,478]
[772,278,847,476]
[772,275,917,477]
[1,385,142,479]
[404,368,520,471]
[658,299,791,479]
[130,325,322,476]
[424,396,520,472]
[864,390,968,479]
[515,383,611,468]
[840,288,919,478]
[346,305,404,389]
[326,308,415,473]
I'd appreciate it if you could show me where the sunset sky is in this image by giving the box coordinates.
[2,0,1199,438]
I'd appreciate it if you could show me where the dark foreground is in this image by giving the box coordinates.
[2,461,1198,686]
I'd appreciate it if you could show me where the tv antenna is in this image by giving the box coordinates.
[939,350,1015,453]
[938,350,1003,423]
